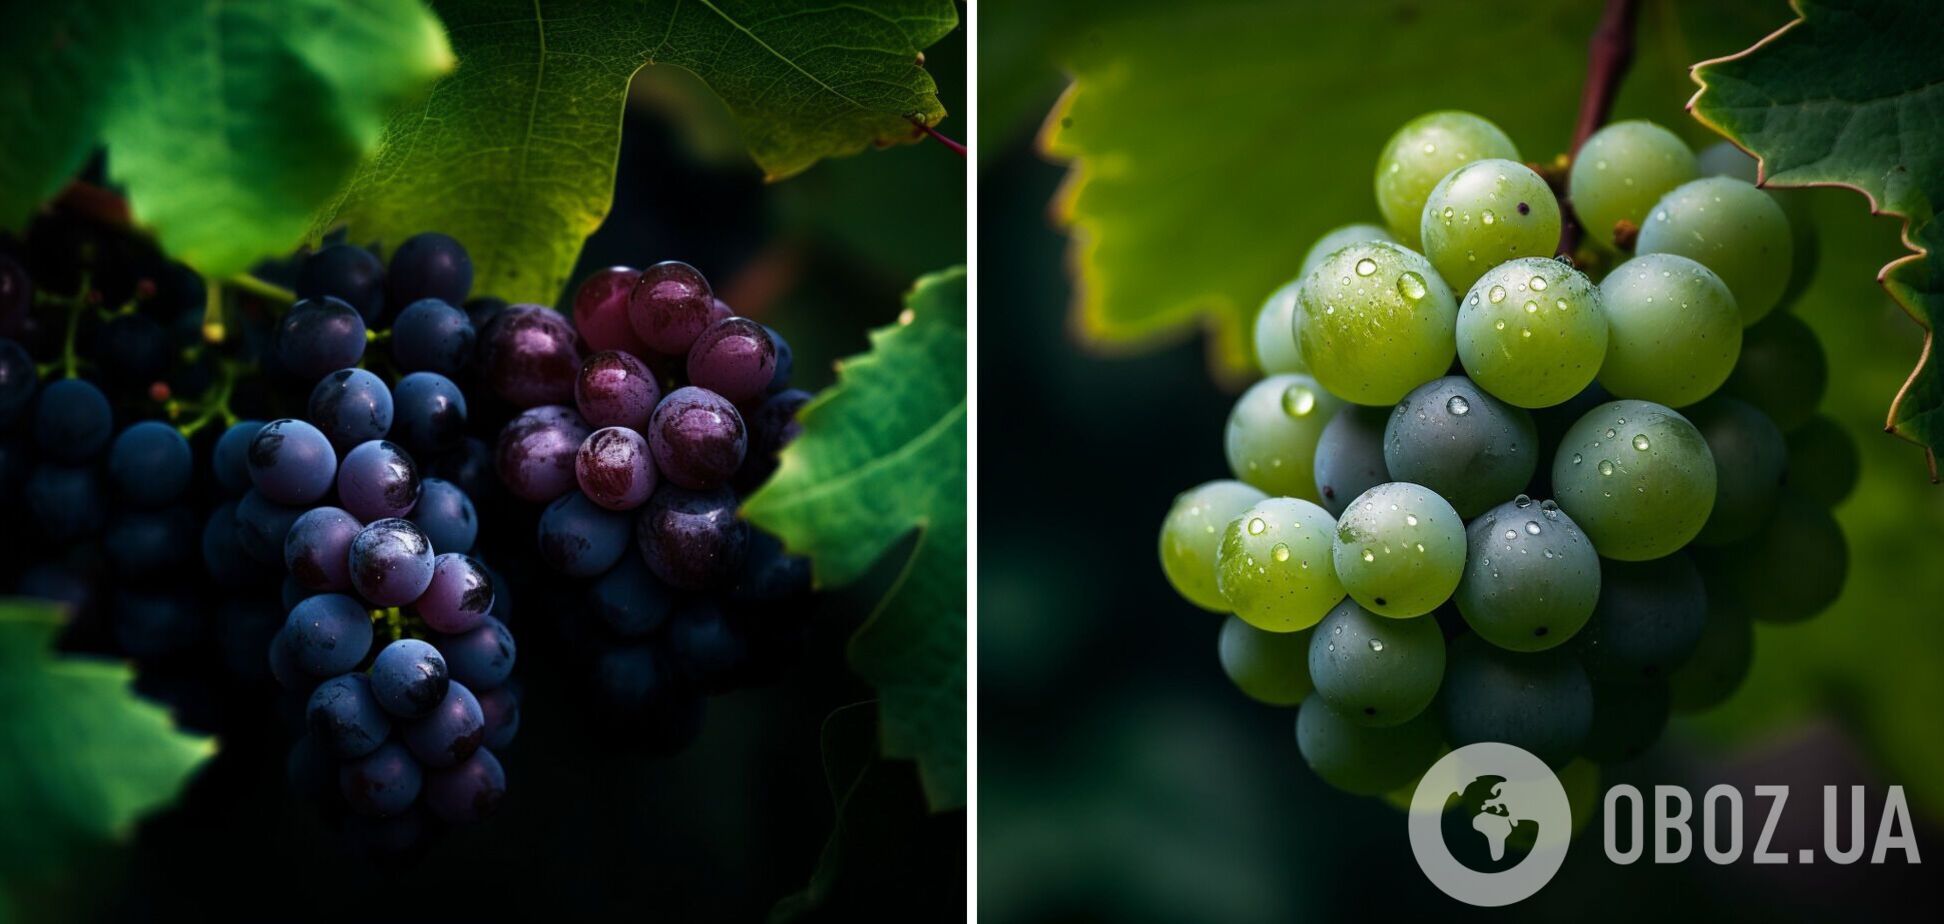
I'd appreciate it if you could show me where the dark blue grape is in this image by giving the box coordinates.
[216,597,281,683]
[278,297,367,380]
[204,500,274,588]
[737,387,808,489]
[464,296,507,334]
[433,616,515,691]
[26,464,105,541]
[537,490,631,576]
[246,418,337,505]
[594,645,678,713]
[1576,553,1708,682]
[387,232,472,307]
[575,350,659,430]
[426,436,493,500]
[729,528,812,605]
[763,324,793,394]
[1313,405,1391,517]
[481,304,580,407]
[339,741,423,818]
[108,421,191,506]
[308,673,393,758]
[423,747,505,823]
[666,601,748,693]
[476,686,520,750]
[35,378,113,462]
[482,562,513,624]
[1440,635,1592,767]
[495,405,589,503]
[0,338,36,426]
[409,477,477,554]
[103,506,196,580]
[309,368,393,454]
[284,594,374,677]
[687,317,776,405]
[402,681,484,768]
[297,244,386,323]
[647,386,746,490]
[588,550,677,637]
[391,298,475,376]
[337,440,420,522]
[1385,376,1538,518]
[113,592,202,658]
[96,314,169,387]
[211,419,263,496]
[235,488,305,566]
[268,627,312,692]
[414,553,494,634]
[637,484,747,590]
[284,506,362,592]
[627,261,713,355]
[371,638,449,718]
[576,426,656,511]
[391,371,467,457]
[348,518,435,606]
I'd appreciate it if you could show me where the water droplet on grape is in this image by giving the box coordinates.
[1604,428,1617,439]
[1529,276,1548,291]
[1481,209,1497,225]
[1488,286,1506,304]
[1494,320,1506,331]
[1405,514,1419,526]
[1446,396,1470,416]
[1282,385,1317,417]
[1503,529,1517,541]
[1598,460,1615,476]
[1632,434,1650,451]
[1525,521,1541,535]
[1354,258,1378,277]
[1361,549,1375,562]
[1272,543,1290,562]
[1524,301,1538,314]
[1397,272,1427,300]
[1368,639,1385,652]
[1247,517,1265,535]
[1572,453,1582,465]
[1514,494,1531,507]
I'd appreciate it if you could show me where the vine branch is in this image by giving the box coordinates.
[1557,0,1641,258]
[914,120,966,157]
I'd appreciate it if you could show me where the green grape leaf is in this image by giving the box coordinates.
[0,600,214,913]
[743,267,966,810]
[315,0,957,305]
[1690,0,1944,472]
[0,0,453,279]
[1031,0,1784,381]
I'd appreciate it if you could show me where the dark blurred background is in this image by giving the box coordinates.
[978,1,1944,920]
[24,15,966,922]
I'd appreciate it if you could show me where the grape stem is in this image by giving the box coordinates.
[913,119,966,157]
[171,358,242,438]
[226,273,296,305]
[1556,0,1641,258]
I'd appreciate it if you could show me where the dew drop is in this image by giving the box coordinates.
[1494,320,1506,331]
[1481,209,1497,225]
[1524,301,1538,314]
[1398,272,1428,300]
[1354,258,1378,277]
[1572,453,1583,465]
[1405,514,1419,526]
[1632,434,1650,451]
[1525,521,1541,535]
[1529,276,1548,291]
[1272,543,1290,562]
[1446,396,1470,416]
[1514,494,1531,508]
[1503,529,1517,541]
[1283,385,1318,417]
[1555,299,1569,311]
[1362,549,1376,563]
[1604,428,1618,440]
[1247,517,1266,535]
[1598,460,1615,476]
[1368,639,1385,652]
[1488,285,1507,304]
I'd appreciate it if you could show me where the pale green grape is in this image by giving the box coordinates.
[1159,480,1267,611]
[1567,121,1697,249]
[1308,598,1445,725]
[1636,176,1793,325]
[1455,496,1601,652]
[1330,482,1465,618]
[1697,141,1819,309]
[1550,399,1717,561]
[1721,311,1826,432]
[1224,374,1344,499]
[1668,603,1755,713]
[1215,497,1344,632]
[1296,242,1457,406]
[1295,697,1443,796]
[1786,415,1859,506]
[1420,159,1562,292]
[1373,111,1519,248]
[1697,492,1846,624]
[1301,223,1396,277]
[1218,615,1314,706]
[1457,257,1608,408]
[1253,281,1308,375]
[1687,397,1787,545]
[1598,254,1741,407]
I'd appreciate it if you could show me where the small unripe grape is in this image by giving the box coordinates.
[1373,112,1520,249]
[1687,397,1787,545]
[1420,159,1562,292]
[1301,223,1397,277]
[1308,597,1446,725]
[1383,376,1537,519]
[1296,697,1443,796]
[1567,121,1698,250]
[1159,480,1268,612]
[1312,405,1391,517]
[1216,497,1343,633]
[1551,399,1717,561]
[1296,241,1457,406]
[1457,257,1607,408]
[1636,176,1793,326]
[1330,482,1465,618]
[1224,374,1343,500]
[1598,254,1741,408]
[1253,281,1307,376]
[1217,616,1313,706]
[1455,496,1600,652]
[1720,312,1826,432]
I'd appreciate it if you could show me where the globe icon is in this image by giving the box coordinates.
[1440,774,1541,873]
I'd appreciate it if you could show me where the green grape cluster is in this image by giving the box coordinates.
[1160,112,1852,800]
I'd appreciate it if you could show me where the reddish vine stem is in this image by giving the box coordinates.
[1556,0,1641,258]
[916,120,966,157]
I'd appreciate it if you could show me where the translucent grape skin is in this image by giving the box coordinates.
[1383,376,1537,518]
[247,418,338,506]
[1566,121,1698,250]
[1295,697,1443,796]
[1686,397,1786,545]
[108,421,192,507]
[284,506,361,592]
[337,440,422,522]
[1330,482,1464,618]
[648,386,747,490]
[278,297,367,380]
[390,371,468,457]
[308,674,392,758]
[1575,553,1707,682]
[1420,159,1562,292]
[410,477,477,554]
[1597,254,1741,407]
[1720,312,1826,432]
[576,351,661,430]
[386,232,473,308]
[1217,616,1313,706]
[296,244,385,323]
[495,405,591,503]
[1697,141,1819,308]
[628,261,715,355]
[1159,480,1269,611]
[348,518,436,606]
[1551,399,1717,561]
[308,368,395,454]
[480,304,582,408]
[576,426,657,511]
[1457,257,1607,409]
[571,266,649,355]
[1308,598,1445,726]
[1312,406,1390,518]
[1214,497,1344,633]
[1786,416,1859,506]
[1255,224,1396,375]
[1668,604,1755,713]
[1582,680,1671,764]
[537,490,632,576]
[1697,492,1847,623]
[1455,497,1600,652]
[1439,635,1593,768]
[1223,373,1342,500]
[370,638,450,718]
[637,484,748,590]
[284,594,374,677]
[414,553,495,634]
[1637,176,1793,325]
[1373,111,1520,248]
[1296,241,1457,405]
[687,317,777,405]
[390,298,476,377]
